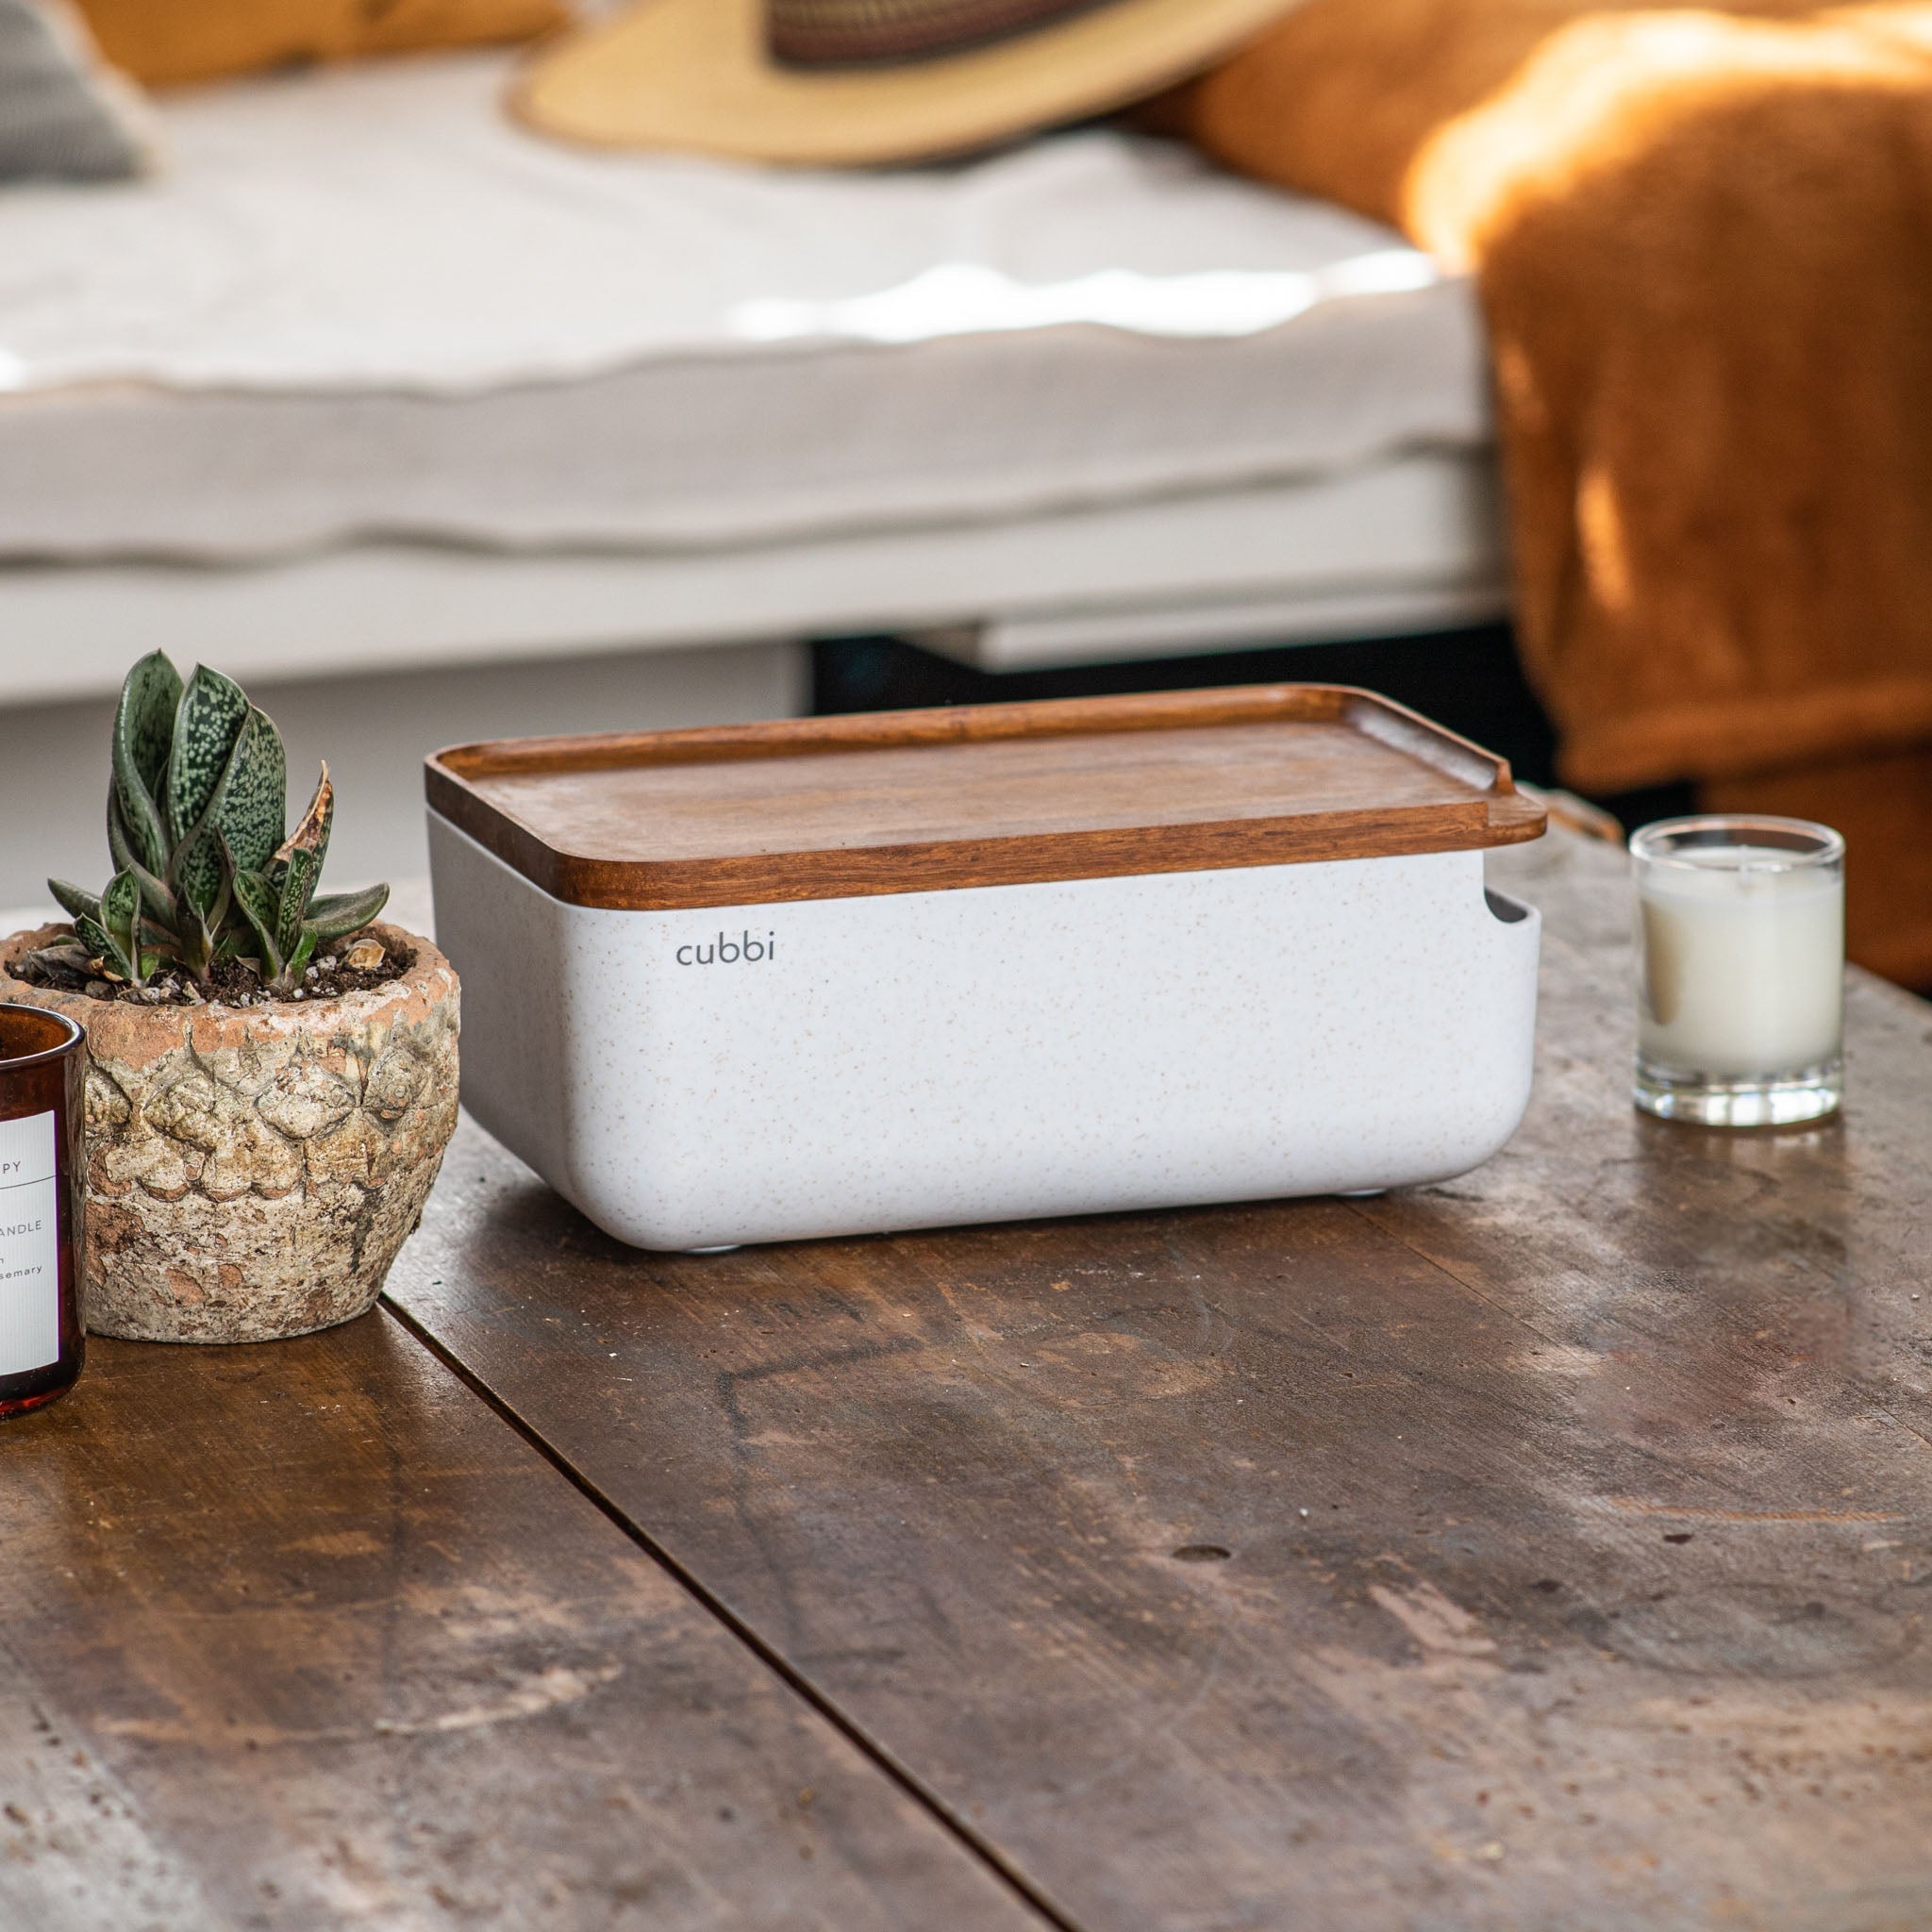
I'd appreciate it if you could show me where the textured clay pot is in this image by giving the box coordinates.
[0,923,458,1343]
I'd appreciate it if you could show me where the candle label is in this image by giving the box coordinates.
[0,1110,59,1378]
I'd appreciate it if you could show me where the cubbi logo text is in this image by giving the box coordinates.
[676,931,776,965]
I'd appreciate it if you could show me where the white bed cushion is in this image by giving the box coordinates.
[0,50,1491,563]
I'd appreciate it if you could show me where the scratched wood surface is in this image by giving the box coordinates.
[0,1312,1039,1932]
[387,828,1932,1932]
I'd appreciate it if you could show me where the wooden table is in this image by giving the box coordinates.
[4,829,1929,1932]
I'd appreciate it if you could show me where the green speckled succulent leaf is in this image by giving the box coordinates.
[217,708,287,875]
[306,884,390,942]
[172,812,227,920]
[108,785,179,925]
[164,665,249,848]
[277,845,320,957]
[111,651,181,874]
[74,868,145,983]
[287,928,320,980]
[47,878,101,927]
[229,868,284,977]
[100,868,139,949]
[73,915,121,974]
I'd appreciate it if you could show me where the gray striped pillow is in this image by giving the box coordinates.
[0,0,151,181]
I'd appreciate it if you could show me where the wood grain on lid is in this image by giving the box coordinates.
[425,685,1546,909]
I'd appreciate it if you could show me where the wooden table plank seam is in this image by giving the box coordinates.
[0,1295,1052,1931]
[379,1295,1089,1932]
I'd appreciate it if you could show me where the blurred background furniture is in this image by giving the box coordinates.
[0,48,1511,902]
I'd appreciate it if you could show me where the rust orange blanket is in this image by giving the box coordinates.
[1170,0,1932,982]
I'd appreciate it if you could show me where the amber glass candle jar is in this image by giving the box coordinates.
[0,1004,86,1420]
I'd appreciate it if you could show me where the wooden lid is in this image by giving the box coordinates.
[425,685,1546,911]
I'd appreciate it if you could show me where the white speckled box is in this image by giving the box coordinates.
[425,686,1546,1251]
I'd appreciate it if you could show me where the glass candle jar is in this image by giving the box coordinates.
[1630,816,1844,1127]
[0,1004,86,1420]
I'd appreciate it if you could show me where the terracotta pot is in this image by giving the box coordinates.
[0,924,459,1344]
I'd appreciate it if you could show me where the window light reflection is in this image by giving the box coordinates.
[727,249,1442,346]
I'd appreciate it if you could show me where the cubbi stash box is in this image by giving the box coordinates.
[425,686,1547,1251]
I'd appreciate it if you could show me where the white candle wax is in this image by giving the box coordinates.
[1637,846,1843,1075]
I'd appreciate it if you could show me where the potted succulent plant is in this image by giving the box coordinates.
[0,653,459,1343]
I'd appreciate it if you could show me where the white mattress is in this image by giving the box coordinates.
[0,50,1491,564]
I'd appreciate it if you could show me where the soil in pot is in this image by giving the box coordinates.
[14,932,412,1008]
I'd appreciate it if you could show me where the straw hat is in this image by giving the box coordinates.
[512,0,1304,165]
